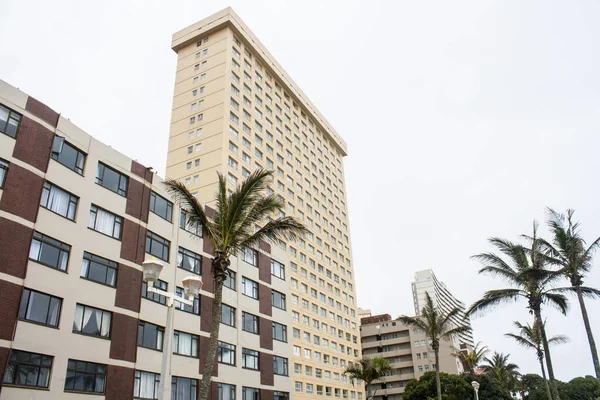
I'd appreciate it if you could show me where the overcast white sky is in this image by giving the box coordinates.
[2,0,599,381]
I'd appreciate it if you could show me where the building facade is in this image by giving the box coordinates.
[0,79,293,399]
[411,269,474,349]
[360,314,463,400]
[167,8,363,400]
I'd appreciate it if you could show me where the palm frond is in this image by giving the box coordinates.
[466,289,524,317]
[504,333,537,350]
[543,292,569,315]
[235,216,307,255]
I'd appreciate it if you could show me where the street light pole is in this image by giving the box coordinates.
[143,259,203,400]
[471,381,480,400]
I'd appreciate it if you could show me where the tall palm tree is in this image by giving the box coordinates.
[505,320,569,400]
[482,352,520,392]
[398,292,472,400]
[451,341,488,373]
[541,208,600,380]
[164,169,307,400]
[467,223,584,400]
[343,357,393,400]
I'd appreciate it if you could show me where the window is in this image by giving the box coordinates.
[242,277,258,299]
[273,356,288,376]
[228,157,238,170]
[174,331,199,357]
[3,349,52,388]
[81,252,118,287]
[272,322,287,342]
[221,304,236,326]
[150,192,173,222]
[242,348,259,370]
[178,247,202,275]
[240,247,258,266]
[142,280,167,305]
[271,259,285,280]
[272,290,286,310]
[89,205,122,239]
[224,269,236,290]
[295,382,303,392]
[138,321,164,351]
[180,210,202,236]
[146,231,170,261]
[0,104,22,138]
[134,370,160,399]
[171,376,197,400]
[64,359,106,393]
[29,231,70,271]
[175,287,200,315]
[218,341,236,365]
[18,288,62,327]
[96,162,128,196]
[230,112,239,124]
[0,158,7,188]
[73,304,111,338]
[243,387,260,400]
[40,181,78,220]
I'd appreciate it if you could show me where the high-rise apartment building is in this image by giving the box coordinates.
[167,8,362,400]
[360,314,463,400]
[411,270,474,349]
[0,78,293,399]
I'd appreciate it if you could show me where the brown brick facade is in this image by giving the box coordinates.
[258,252,271,284]
[201,257,214,293]
[25,96,59,127]
[258,284,272,317]
[12,116,54,172]
[0,346,10,394]
[0,164,44,223]
[106,364,135,400]
[260,389,275,400]
[198,335,218,376]
[109,313,138,363]
[203,237,215,256]
[259,240,271,253]
[131,160,153,184]
[259,317,273,350]
[126,178,151,223]
[114,264,142,313]
[0,217,34,279]
[120,219,147,265]
[260,352,274,386]
[0,280,22,340]
[200,294,213,333]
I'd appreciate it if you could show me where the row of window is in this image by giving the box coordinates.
[294,380,361,399]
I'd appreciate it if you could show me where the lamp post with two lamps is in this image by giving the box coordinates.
[471,381,480,400]
[142,258,203,400]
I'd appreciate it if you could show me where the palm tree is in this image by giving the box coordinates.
[398,292,472,400]
[505,320,569,400]
[343,357,393,400]
[541,208,600,380]
[164,169,307,400]
[482,352,520,392]
[451,341,488,373]
[467,223,583,400]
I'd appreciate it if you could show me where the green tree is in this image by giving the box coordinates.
[165,170,307,400]
[343,357,392,399]
[541,208,600,381]
[451,341,489,373]
[481,352,520,392]
[522,374,552,400]
[505,320,569,400]
[467,223,584,400]
[403,371,472,400]
[399,292,472,400]
[461,372,513,400]
[561,375,600,400]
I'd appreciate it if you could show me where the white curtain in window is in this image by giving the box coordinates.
[73,304,83,331]
[138,372,157,399]
[82,306,94,332]
[29,239,41,260]
[46,185,71,216]
[178,333,191,355]
[94,208,115,236]
[101,311,111,337]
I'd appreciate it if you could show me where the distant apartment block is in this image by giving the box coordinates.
[411,269,474,349]
[360,314,463,400]
[0,79,293,399]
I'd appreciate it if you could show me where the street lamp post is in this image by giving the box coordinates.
[142,259,203,400]
[471,381,480,400]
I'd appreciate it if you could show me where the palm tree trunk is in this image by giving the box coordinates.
[538,355,552,400]
[534,308,560,400]
[435,349,442,400]
[575,285,600,380]
[198,279,224,400]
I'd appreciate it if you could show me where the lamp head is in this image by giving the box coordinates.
[471,381,480,391]
[182,275,203,297]
[142,258,164,284]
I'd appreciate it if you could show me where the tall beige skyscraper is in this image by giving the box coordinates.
[167,8,363,400]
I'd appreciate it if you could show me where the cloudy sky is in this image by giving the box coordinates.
[2,0,599,381]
